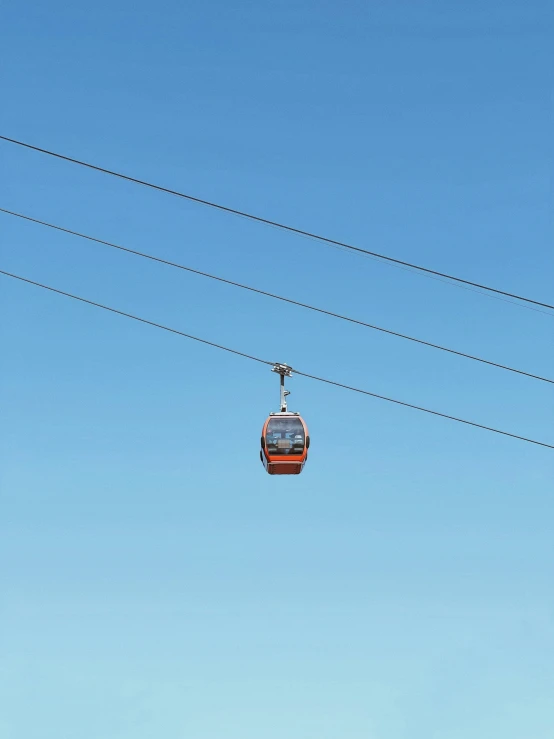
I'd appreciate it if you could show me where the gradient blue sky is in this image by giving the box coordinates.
[1,1,553,737]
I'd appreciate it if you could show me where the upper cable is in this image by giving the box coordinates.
[1,134,552,312]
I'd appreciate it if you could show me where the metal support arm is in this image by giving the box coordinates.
[272,363,293,412]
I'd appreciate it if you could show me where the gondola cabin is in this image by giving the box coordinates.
[260,412,309,475]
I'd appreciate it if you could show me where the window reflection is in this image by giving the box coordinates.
[266,417,305,456]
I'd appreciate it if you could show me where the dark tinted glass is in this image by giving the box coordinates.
[266,417,305,456]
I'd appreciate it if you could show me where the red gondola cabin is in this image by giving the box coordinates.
[260,412,309,475]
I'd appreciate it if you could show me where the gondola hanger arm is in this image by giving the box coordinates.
[272,363,293,412]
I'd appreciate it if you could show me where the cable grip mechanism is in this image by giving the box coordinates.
[272,363,293,412]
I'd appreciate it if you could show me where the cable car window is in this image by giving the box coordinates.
[266,417,305,455]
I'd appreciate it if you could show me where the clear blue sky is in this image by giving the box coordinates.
[1,1,553,737]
